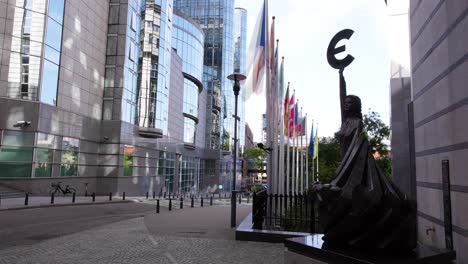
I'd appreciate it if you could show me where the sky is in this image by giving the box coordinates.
[236,0,392,142]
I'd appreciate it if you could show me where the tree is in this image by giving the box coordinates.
[309,136,341,183]
[363,109,392,178]
[243,147,266,171]
[363,110,390,156]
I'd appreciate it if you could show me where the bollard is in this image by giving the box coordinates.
[156,199,160,213]
[191,197,194,208]
[219,192,221,199]
[180,197,183,209]
[210,196,213,206]
[123,192,126,200]
[92,192,96,202]
[201,197,204,207]
[169,199,172,211]
[239,195,241,204]
[153,191,156,199]
[247,196,250,204]
[146,192,149,199]
[50,193,54,204]
[164,192,166,199]
[72,192,76,203]
[225,193,227,199]
[109,192,112,201]
[25,193,29,205]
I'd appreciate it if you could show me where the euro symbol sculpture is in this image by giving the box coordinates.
[327,29,354,70]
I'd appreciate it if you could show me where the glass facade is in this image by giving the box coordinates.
[60,137,79,176]
[172,12,204,81]
[158,151,176,193]
[0,130,83,178]
[136,0,173,132]
[174,0,236,151]
[103,0,143,125]
[5,0,64,104]
[172,10,204,144]
[179,156,195,193]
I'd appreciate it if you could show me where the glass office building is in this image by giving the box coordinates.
[0,0,246,196]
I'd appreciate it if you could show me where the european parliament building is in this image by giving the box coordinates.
[0,0,247,196]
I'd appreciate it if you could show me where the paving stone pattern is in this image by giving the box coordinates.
[0,217,283,264]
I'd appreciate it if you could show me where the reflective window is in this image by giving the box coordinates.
[34,133,55,177]
[180,156,195,193]
[61,137,79,176]
[102,100,113,120]
[40,60,59,105]
[183,78,199,117]
[0,130,35,178]
[45,17,62,51]
[183,117,196,144]
[123,145,134,176]
[47,0,65,24]
[158,152,176,193]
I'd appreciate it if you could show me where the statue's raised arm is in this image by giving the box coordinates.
[339,69,346,124]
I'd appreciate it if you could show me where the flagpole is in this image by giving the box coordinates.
[316,123,319,181]
[265,1,273,193]
[299,107,303,194]
[285,83,290,195]
[305,115,309,190]
[278,55,284,194]
[311,121,315,183]
[294,99,298,195]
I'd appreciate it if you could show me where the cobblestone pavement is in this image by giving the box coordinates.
[0,217,284,264]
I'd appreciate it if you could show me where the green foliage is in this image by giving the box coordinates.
[309,136,340,183]
[222,130,230,151]
[363,110,390,156]
[243,147,266,171]
[376,156,392,179]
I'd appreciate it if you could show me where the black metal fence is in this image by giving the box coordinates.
[252,191,321,233]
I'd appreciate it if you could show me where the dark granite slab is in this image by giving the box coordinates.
[285,235,456,264]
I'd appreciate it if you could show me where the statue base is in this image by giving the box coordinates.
[284,235,456,264]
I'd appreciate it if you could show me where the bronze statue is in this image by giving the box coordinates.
[314,68,416,250]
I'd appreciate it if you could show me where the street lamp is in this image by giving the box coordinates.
[227,72,246,228]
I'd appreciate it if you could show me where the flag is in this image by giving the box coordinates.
[309,123,314,157]
[313,126,318,159]
[296,117,306,136]
[284,83,289,135]
[288,93,295,138]
[270,17,275,72]
[245,1,266,99]
[294,102,299,129]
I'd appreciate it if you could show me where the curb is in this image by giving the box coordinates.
[0,200,134,211]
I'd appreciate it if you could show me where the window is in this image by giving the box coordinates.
[40,60,59,105]
[123,145,134,176]
[34,133,55,177]
[130,11,137,31]
[47,0,65,24]
[0,130,35,178]
[103,100,113,120]
[60,137,79,176]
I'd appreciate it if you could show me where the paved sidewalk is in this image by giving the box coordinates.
[0,203,283,264]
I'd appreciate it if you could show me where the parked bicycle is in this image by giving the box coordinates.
[49,182,76,196]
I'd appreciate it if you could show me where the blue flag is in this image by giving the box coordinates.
[309,123,314,157]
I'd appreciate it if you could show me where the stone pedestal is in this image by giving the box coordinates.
[284,235,456,264]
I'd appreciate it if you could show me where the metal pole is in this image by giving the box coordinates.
[231,76,240,228]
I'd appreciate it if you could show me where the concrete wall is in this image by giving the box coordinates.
[410,0,468,262]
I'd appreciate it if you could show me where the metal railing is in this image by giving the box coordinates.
[252,191,321,233]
